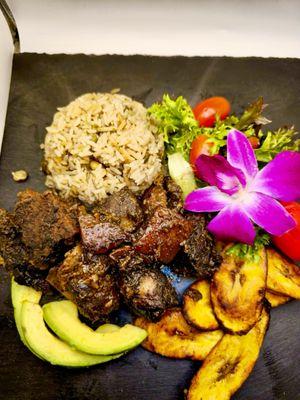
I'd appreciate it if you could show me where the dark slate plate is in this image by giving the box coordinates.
[0,54,300,400]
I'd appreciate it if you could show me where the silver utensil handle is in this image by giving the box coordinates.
[0,0,20,53]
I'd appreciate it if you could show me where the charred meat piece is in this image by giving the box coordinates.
[0,208,51,292]
[0,208,31,271]
[47,245,120,322]
[13,190,79,269]
[13,265,51,293]
[110,245,153,271]
[181,213,222,279]
[163,176,183,210]
[135,206,194,264]
[111,246,178,320]
[79,213,129,254]
[119,266,178,321]
[95,188,143,233]
[142,182,167,216]
[168,257,198,278]
[142,176,183,216]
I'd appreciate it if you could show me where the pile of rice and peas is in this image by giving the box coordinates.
[42,92,164,204]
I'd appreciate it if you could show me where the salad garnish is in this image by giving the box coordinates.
[148,95,200,159]
[149,95,299,162]
[184,129,300,244]
[255,127,300,162]
[192,96,230,127]
[226,229,270,261]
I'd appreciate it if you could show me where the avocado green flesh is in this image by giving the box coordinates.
[43,300,147,355]
[21,301,122,367]
[11,279,44,359]
[96,324,120,334]
[12,280,124,367]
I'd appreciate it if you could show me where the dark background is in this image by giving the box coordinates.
[0,54,300,400]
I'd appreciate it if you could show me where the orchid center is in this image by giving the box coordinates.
[231,186,249,203]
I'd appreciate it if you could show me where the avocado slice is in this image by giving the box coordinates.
[43,300,147,355]
[11,279,44,359]
[96,323,120,334]
[20,301,123,367]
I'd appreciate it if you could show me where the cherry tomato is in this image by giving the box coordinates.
[272,201,300,261]
[190,135,213,177]
[193,97,231,127]
[248,136,260,149]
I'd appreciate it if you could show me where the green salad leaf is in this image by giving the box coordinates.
[235,97,271,131]
[226,230,270,261]
[148,95,200,159]
[203,115,255,155]
[255,127,300,162]
[205,97,270,154]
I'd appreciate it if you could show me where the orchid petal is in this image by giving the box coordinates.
[242,191,296,236]
[227,129,258,180]
[251,151,300,201]
[195,154,246,195]
[184,186,231,212]
[207,204,256,244]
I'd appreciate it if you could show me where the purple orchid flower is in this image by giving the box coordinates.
[184,129,300,244]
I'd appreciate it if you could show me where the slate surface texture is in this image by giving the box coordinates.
[0,54,300,400]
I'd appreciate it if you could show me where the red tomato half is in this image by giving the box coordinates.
[248,136,260,149]
[193,97,230,127]
[189,135,213,177]
[272,202,300,261]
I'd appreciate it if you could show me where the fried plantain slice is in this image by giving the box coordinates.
[266,248,300,299]
[183,280,219,331]
[134,308,223,360]
[265,290,291,308]
[187,308,270,400]
[211,247,267,334]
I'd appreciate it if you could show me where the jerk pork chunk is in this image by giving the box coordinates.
[182,213,222,279]
[142,175,183,216]
[94,188,143,233]
[0,189,79,291]
[134,206,194,264]
[110,246,178,321]
[13,189,79,269]
[47,245,120,322]
[137,176,221,273]
[0,208,50,292]
[79,212,129,254]
[0,208,31,271]
[142,179,167,216]
[163,176,183,210]
[109,245,153,272]
[119,267,178,321]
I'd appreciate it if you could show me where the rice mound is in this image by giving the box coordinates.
[43,93,164,204]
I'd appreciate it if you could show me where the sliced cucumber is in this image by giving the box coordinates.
[168,152,197,198]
